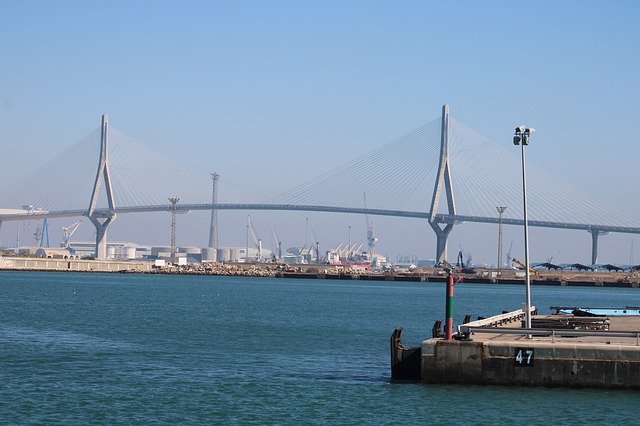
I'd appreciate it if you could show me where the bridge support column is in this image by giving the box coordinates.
[591,231,598,265]
[589,229,607,265]
[90,214,116,259]
[431,222,453,265]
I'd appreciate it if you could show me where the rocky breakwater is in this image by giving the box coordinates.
[149,262,297,277]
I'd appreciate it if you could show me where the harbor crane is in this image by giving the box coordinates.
[363,192,378,255]
[34,218,50,247]
[62,220,82,248]
[246,215,262,261]
[457,244,472,268]
[505,241,514,268]
[306,217,320,263]
[271,225,282,261]
[512,258,539,276]
[21,205,49,247]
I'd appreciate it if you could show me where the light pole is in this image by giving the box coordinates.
[348,225,351,247]
[513,125,535,335]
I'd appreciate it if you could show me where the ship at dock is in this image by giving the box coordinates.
[325,243,387,270]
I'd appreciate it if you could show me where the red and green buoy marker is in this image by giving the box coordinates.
[445,270,455,340]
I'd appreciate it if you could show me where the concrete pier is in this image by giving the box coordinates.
[421,312,640,389]
[0,256,152,272]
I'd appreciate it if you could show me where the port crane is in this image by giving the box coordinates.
[512,258,539,276]
[505,241,514,268]
[457,244,472,268]
[305,217,320,263]
[34,218,50,247]
[246,215,262,261]
[62,220,82,248]
[363,192,378,255]
[21,205,49,247]
[271,225,282,261]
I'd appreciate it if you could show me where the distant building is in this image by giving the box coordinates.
[66,241,145,260]
[215,247,273,263]
[35,248,77,259]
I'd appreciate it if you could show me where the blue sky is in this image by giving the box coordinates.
[1,1,639,264]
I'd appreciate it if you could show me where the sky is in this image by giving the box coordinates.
[1,0,640,265]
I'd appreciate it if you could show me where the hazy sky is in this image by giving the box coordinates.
[1,1,639,265]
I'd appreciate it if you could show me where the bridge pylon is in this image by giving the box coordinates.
[428,105,457,265]
[589,228,608,265]
[87,114,116,259]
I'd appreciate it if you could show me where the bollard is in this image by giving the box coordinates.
[445,271,455,340]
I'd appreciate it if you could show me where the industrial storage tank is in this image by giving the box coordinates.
[179,246,201,255]
[229,248,239,263]
[151,246,172,257]
[217,248,231,262]
[124,246,137,260]
[201,248,217,262]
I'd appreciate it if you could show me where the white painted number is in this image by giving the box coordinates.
[515,348,534,366]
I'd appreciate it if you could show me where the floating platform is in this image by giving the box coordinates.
[394,308,640,389]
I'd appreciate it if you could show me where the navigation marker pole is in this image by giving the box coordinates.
[445,270,455,341]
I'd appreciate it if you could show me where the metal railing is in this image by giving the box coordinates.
[458,307,535,334]
[462,326,640,346]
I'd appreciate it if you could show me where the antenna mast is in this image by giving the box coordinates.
[209,172,220,249]
[169,197,179,263]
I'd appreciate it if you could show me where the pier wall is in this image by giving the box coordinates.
[422,339,640,389]
[0,256,152,272]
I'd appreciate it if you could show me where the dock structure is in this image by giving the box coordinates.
[419,309,640,389]
[0,256,152,272]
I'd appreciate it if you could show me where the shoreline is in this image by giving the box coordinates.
[2,256,640,287]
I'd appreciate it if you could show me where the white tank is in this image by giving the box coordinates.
[201,248,217,262]
[179,246,201,255]
[229,248,239,262]
[124,246,137,259]
[107,246,116,259]
[151,246,172,257]
[217,248,231,262]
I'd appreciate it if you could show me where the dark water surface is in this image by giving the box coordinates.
[1,271,638,424]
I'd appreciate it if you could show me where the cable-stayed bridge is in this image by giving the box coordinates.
[1,106,639,262]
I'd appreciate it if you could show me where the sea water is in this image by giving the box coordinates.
[1,270,637,424]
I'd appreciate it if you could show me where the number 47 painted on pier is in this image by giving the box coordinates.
[514,348,534,366]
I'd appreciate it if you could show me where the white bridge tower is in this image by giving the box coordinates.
[87,114,116,259]
[428,105,457,265]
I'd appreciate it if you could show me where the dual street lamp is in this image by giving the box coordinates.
[513,125,535,334]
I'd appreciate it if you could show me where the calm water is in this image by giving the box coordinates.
[1,271,638,424]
